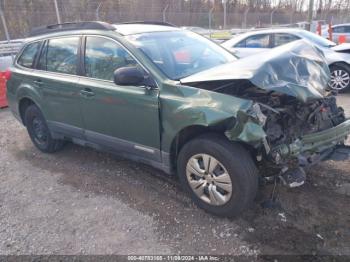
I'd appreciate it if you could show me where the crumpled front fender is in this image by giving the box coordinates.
[224,108,267,148]
[160,83,268,152]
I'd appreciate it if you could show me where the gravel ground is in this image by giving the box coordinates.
[0,94,349,256]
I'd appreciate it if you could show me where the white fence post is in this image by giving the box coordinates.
[54,0,62,24]
[0,1,10,41]
[162,4,169,22]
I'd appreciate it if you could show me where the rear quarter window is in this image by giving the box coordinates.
[17,42,41,68]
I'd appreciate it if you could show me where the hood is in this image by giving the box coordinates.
[181,40,330,103]
[331,43,350,52]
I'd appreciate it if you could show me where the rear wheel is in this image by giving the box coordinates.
[24,104,64,153]
[177,134,258,217]
[329,64,350,92]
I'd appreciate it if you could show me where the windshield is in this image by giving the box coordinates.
[298,30,336,47]
[126,30,236,80]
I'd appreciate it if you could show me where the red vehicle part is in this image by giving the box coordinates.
[339,35,347,44]
[0,71,8,108]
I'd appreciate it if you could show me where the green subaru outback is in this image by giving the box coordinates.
[6,21,350,217]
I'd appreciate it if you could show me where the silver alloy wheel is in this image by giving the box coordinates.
[330,69,350,90]
[186,154,232,206]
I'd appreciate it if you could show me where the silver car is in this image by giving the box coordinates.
[222,28,350,91]
[322,23,350,44]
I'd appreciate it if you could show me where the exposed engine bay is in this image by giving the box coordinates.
[242,87,346,148]
[191,79,347,163]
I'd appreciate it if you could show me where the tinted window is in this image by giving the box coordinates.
[17,42,41,68]
[235,34,270,48]
[273,33,300,47]
[333,26,345,33]
[234,40,246,48]
[39,37,79,75]
[332,26,350,33]
[84,36,137,81]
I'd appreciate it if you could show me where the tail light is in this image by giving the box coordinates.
[4,69,11,81]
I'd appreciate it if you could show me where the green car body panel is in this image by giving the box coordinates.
[6,25,350,174]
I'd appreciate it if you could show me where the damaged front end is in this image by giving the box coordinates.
[181,40,350,185]
[253,95,349,165]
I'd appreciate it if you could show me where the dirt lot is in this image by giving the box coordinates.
[0,94,349,257]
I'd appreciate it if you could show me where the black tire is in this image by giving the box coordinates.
[329,64,350,92]
[177,133,258,217]
[24,104,64,153]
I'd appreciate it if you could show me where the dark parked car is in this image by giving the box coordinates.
[6,21,350,217]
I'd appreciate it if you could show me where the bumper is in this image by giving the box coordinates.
[272,119,350,159]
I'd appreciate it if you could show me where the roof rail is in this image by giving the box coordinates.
[29,21,115,37]
[120,21,177,27]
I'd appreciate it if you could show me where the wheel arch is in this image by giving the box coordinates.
[168,125,236,172]
[18,97,39,126]
[16,82,45,125]
[329,61,350,69]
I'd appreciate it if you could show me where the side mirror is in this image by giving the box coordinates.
[113,66,145,86]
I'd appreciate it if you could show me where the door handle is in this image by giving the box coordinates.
[34,79,44,86]
[80,88,95,97]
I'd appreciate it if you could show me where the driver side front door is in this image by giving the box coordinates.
[77,36,162,163]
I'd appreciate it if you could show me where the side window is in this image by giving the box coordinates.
[345,26,350,33]
[84,36,137,81]
[333,26,345,33]
[17,42,41,68]
[238,34,270,48]
[234,40,246,48]
[273,33,300,47]
[39,37,79,75]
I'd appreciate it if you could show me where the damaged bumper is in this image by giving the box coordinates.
[271,119,350,160]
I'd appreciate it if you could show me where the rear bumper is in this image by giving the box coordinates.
[272,119,350,159]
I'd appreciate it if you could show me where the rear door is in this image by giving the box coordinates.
[272,33,300,48]
[77,35,161,162]
[33,36,85,138]
[232,33,271,58]
[8,41,42,112]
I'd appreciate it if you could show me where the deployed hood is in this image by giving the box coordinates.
[181,40,330,103]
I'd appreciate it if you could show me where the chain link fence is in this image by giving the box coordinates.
[1,0,350,41]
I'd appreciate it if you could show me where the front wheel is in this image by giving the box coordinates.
[329,64,350,92]
[177,134,258,217]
